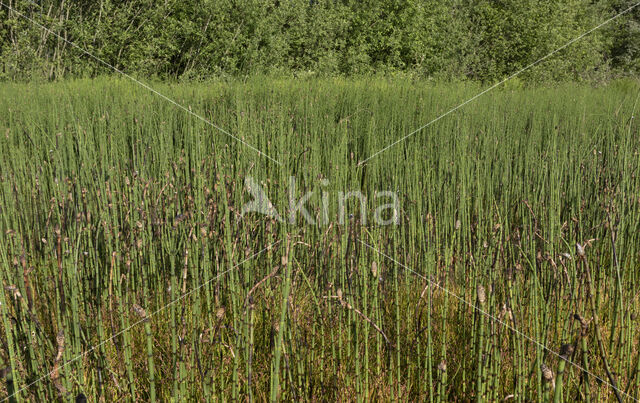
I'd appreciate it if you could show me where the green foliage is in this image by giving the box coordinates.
[0,1,637,80]
[464,0,607,81]
[608,0,640,74]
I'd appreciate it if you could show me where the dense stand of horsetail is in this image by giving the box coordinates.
[1,77,640,401]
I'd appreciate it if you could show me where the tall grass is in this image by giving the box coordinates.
[0,76,639,401]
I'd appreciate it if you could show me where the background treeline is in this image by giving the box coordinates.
[0,0,638,81]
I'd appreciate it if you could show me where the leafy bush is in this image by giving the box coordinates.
[0,0,636,81]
